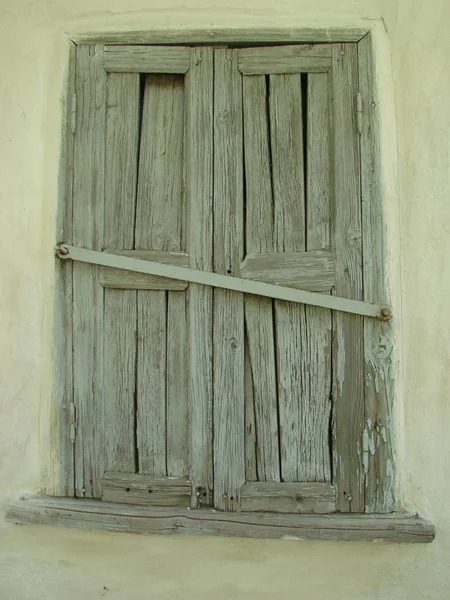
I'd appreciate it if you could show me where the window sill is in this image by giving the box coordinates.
[6,494,434,543]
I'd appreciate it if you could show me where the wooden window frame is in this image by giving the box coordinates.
[6,28,434,542]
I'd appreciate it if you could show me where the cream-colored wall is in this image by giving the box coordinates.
[1,1,450,598]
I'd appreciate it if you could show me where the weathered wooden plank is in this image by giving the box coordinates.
[53,41,76,496]
[241,482,336,513]
[240,251,335,292]
[103,45,191,73]
[75,28,369,45]
[358,34,395,512]
[213,49,245,511]
[185,47,214,507]
[137,292,166,475]
[242,74,279,483]
[166,291,188,477]
[7,496,435,543]
[269,73,305,482]
[100,249,188,289]
[100,272,188,290]
[331,44,364,512]
[135,76,185,252]
[303,72,333,483]
[72,44,106,498]
[135,74,186,477]
[238,45,331,75]
[244,341,258,482]
[103,73,140,474]
[101,472,190,506]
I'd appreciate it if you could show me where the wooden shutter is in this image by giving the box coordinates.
[72,45,213,507]
[70,42,368,514]
[212,45,362,514]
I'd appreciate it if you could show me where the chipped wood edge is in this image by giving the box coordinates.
[5,496,435,543]
[51,41,77,496]
[358,32,395,512]
[70,28,369,46]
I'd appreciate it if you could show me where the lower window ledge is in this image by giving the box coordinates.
[5,494,435,543]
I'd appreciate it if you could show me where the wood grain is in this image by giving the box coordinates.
[303,72,333,483]
[242,74,279,483]
[331,44,364,512]
[241,482,336,513]
[238,45,331,75]
[7,496,435,543]
[213,49,245,511]
[240,251,335,292]
[75,28,369,45]
[185,47,214,507]
[269,73,305,482]
[359,34,395,512]
[72,45,106,498]
[53,41,76,496]
[101,472,190,506]
[103,45,191,73]
[100,250,188,290]
[103,72,140,474]
[135,74,186,477]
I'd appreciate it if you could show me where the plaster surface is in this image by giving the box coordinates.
[1,1,450,598]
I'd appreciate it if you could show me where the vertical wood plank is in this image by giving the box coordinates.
[269,74,305,482]
[137,293,167,476]
[359,34,395,512]
[304,72,332,482]
[331,44,364,512]
[185,47,214,506]
[53,41,76,496]
[213,49,245,511]
[135,75,185,476]
[103,73,140,474]
[242,75,280,482]
[166,291,188,477]
[72,44,106,498]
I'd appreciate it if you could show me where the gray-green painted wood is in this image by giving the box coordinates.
[53,41,76,496]
[103,73,140,474]
[72,45,106,498]
[103,45,191,73]
[213,49,245,511]
[238,45,331,75]
[358,33,395,512]
[99,249,188,290]
[185,47,214,507]
[331,44,364,512]
[241,482,336,513]
[269,73,305,482]
[304,72,333,483]
[7,496,435,543]
[240,251,335,292]
[135,74,186,477]
[73,27,368,45]
[101,472,190,506]
[242,74,279,483]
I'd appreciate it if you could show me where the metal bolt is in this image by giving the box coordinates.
[380,307,391,320]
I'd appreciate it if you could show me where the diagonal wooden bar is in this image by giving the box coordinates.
[56,244,391,319]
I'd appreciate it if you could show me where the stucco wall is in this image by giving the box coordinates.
[1,1,450,598]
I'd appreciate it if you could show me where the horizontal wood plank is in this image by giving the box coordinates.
[240,251,335,292]
[103,45,191,73]
[238,46,331,74]
[102,472,191,507]
[7,496,435,543]
[241,482,336,513]
[99,249,188,289]
[73,28,368,45]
